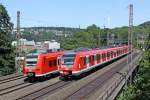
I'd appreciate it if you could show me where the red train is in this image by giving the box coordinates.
[59,45,128,80]
[23,51,63,81]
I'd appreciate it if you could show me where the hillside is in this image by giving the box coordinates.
[139,21,150,28]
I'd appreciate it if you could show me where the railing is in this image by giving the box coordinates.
[98,76,123,100]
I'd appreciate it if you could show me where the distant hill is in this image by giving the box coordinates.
[12,26,83,42]
[139,21,150,28]
[21,26,83,36]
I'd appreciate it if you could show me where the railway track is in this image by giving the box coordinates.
[0,73,22,81]
[0,77,61,100]
[0,82,25,92]
[17,80,74,100]
[0,75,25,84]
[0,82,33,96]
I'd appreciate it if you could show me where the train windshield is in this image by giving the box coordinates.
[26,53,38,68]
[62,54,75,65]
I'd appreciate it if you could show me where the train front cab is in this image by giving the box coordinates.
[59,51,102,80]
[24,52,62,82]
[59,53,76,80]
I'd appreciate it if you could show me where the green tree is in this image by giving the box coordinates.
[63,24,102,49]
[0,4,15,75]
[87,24,101,47]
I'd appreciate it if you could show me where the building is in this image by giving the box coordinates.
[12,38,36,53]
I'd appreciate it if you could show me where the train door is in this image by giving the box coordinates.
[107,52,110,61]
[96,54,101,64]
[47,57,58,73]
[114,50,117,58]
[94,54,97,65]
[117,49,119,56]
[102,53,106,62]
[57,56,61,70]
[80,56,86,70]
[111,51,113,59]
[89,55,94,66]
[86,55,89,68]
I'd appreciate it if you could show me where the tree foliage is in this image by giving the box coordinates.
[0,4,15,75]
[63,24,103,49]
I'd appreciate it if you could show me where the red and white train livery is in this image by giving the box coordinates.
[59,45,128,80]
[23,51,63,81]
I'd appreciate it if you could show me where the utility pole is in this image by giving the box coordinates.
[107,28,109,46]
[137,35,138,48]
[16,11,21,73]
[128,4,133,84]
[107,17,110,46]
[98,27,101,47]
[103,25,106,46]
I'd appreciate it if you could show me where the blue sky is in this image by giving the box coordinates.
[0,0,150,28]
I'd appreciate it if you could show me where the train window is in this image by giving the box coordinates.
[49,60,53,67]
[111,51,113,58]
[80,57,84,64]
[89,56,94,63]
[102,53,105,59]
[114,51,116,56]
[54,60,57,66]
[96,54,99,61]
[62,54,75,65]
[80,57,83,63]
[43,57,46,64]
[94,55,96,61]
[84,57,86,65]
[100,54,102,60]
[89,56,91,63]
[86,56,89,64]
[92,55,95,61]
[117,50,119,55]
[58,59,60,65]
[107,52,110,58]
[97,54,100,61]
